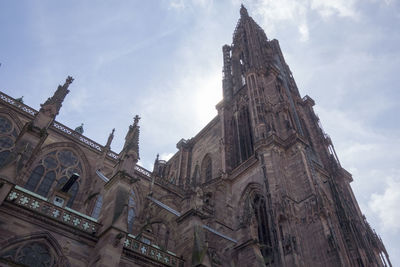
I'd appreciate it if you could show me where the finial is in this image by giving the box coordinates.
[133,115,141,126]
[40,76,73,114]
[156,153,159,161]
[65,76,74,86]
[106,128,115,148]
[240,4,248,17]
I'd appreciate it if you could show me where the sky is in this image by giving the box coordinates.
[0,0,399,263]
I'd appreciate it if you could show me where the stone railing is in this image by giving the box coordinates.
[107,151,119,160]
[6,186,100,234]
[0,91,122,158]
[123,235,183,267]
[52,122,103,152]
[0,91,154,179]
[134,165,152,178]
[0,92,38,116]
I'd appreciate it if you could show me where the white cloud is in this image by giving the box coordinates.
[169,0,185,10]
[247,0,359,41]
[298,23,309,42]
[369,176,400,232]
[311,0,359,18]
[251,0,307,37]
[169,0,214,10]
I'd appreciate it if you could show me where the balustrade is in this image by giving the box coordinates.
[124,235,183,267]
[6,186,100,234]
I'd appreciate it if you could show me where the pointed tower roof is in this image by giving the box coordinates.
[121,115,140,160]
[240,4,248,17]
[105,128,115,148]
[42,76,73,116]
[232,5,268,44]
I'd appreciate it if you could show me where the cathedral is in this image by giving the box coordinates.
[0,5,392,267]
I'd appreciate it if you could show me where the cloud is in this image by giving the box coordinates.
[168,0,214,10]
[247,0,359,41]
[169,0,185,10]
[369,176,400,232]
[310,0,359,18]
[298,23,309,42]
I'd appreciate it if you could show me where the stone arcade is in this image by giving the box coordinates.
[0,6,391,267]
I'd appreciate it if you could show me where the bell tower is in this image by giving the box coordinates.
[218,5,391,267]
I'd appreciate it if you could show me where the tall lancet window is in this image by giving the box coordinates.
[201,154,212,183]
[25,149,82,207]
[232,105,254,169]
[91,195,103,219]
[253,194,273,264]
[192,164,200,187]
[127,190,136,233]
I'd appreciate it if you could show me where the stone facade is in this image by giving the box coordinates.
[0,6,392,267]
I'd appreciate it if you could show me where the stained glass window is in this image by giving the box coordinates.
[127,190,136,233]
[36,171,56,197]
[17,242,52,267]
[26,166,45,192]
[0,115,18,166]
[25,149,82,206]
[0,242,54,267]
[0,116,12,133]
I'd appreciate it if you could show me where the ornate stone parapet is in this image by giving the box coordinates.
[0,91,38,117]
[123,235,184,266]
[5,185,100,234]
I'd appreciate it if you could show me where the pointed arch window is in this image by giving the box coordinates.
[24,149,83,207]
[252,194,274,264]
[25,166,45,192]
[0,115,18,166]
[192,164,200,187]
[91,195,103,219]
[201,154,212,183]
[231,105,254,168]
[127,190,136,233]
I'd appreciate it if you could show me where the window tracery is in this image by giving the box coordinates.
[0,242,54,267]
[24,149,82,207]
[0,115,18,166]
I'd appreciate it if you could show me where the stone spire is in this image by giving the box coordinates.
[112,115,141,176]
[95,128,115,170]
[240,4,248,17]
[105,128,115,148]
[42,76,73,116]
[122,115,140,160]
[32,76,73,130]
